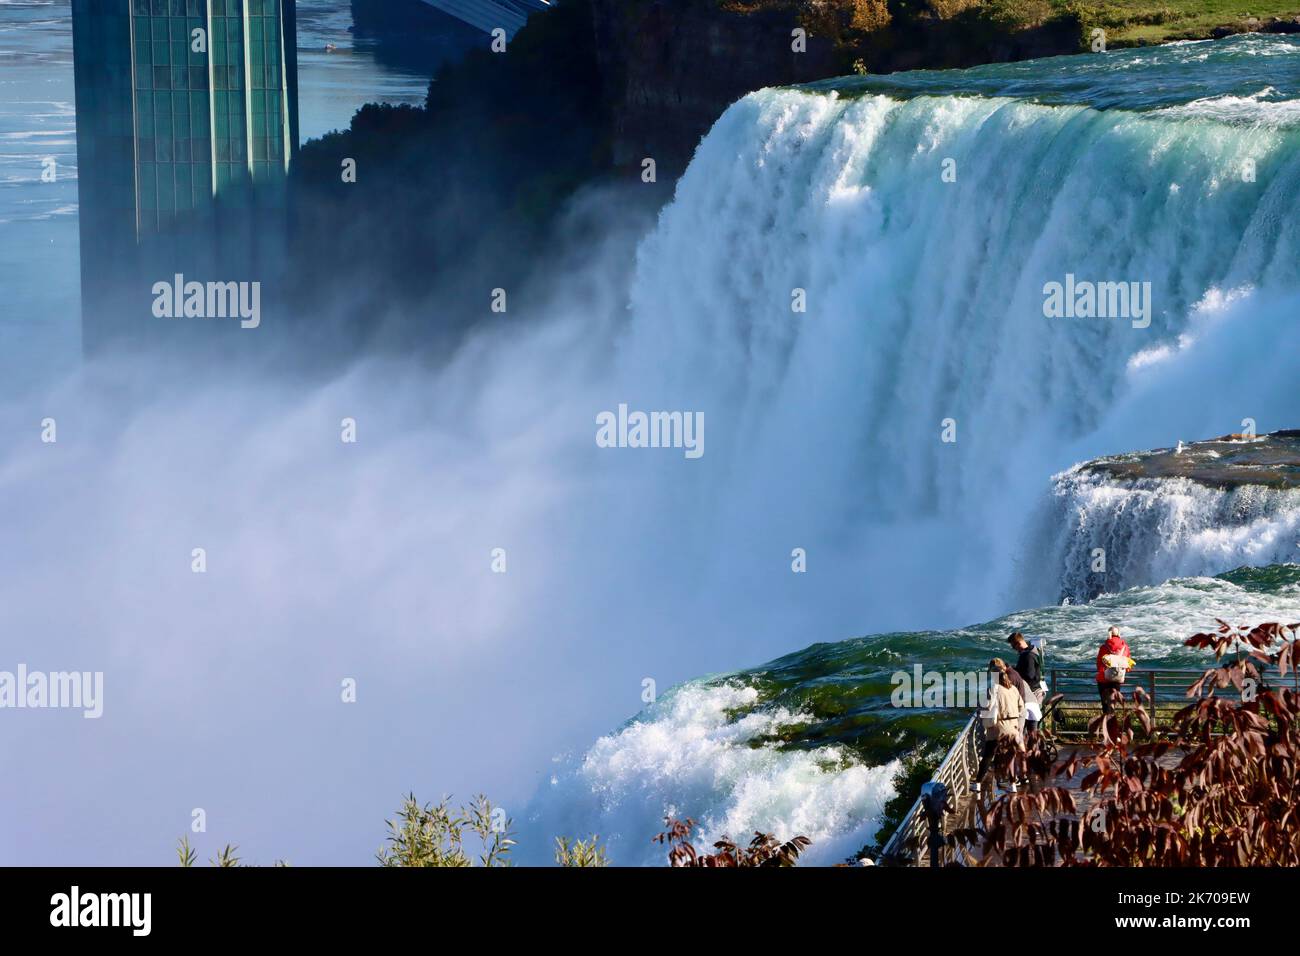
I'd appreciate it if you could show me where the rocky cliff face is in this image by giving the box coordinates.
[291,0,1088,340]
[1081,432,1300,490]
[589,1,840,172]
[587,0,1083,175]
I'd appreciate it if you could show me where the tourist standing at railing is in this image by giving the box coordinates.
[972,665,1024,793]
[1096,626,1135,715]
[993,658,1041,736]
[1008,632,1045,705]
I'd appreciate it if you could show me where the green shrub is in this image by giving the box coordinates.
[555,835,610,867]
[980,0,1057,29]
[859,738,952,859]
[376,793,515,867]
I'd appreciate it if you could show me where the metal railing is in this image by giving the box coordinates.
[879,662,1300,865]
[879,713,983,866]
[1042,665,1299,737]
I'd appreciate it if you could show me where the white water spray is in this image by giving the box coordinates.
[6,42,1300,865]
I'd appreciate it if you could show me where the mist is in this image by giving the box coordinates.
[0,176,904,865]
[6,37,1300,865]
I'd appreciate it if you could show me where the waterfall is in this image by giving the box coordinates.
[1043,465,1300,603]
[617,37,1300,619]
[520,37,1300,861]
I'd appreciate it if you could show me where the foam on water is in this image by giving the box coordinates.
[520,682,899,866]
[524,567,1300,864]
[1152,87,1300,126]
[1041,470,1300,603]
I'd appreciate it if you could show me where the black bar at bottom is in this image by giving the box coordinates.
[1,865,1288,940]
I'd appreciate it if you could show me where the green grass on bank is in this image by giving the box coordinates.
[731,0,1300,51]
[1059,0,1300,44]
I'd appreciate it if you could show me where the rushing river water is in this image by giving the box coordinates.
[522,565,1300,865]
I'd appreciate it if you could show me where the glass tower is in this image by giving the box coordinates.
[72,0,299,236]
[71,0,298,352]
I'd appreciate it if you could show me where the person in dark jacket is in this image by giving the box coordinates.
[1008,632,1044,704]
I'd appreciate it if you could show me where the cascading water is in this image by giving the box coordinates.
[522,564,1300,865]
[6,29,1300,866]
[1042,462,1300,605]
[523,35,1300,863]
[615,35,1300,629]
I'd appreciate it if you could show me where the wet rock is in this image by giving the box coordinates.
[1081,431,1300,491]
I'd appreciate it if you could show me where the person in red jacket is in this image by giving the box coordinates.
[1096,626,1133,715]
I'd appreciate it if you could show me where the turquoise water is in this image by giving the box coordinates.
[522,35,1300,864]
[0,0,81,388]
[527,566,1300,865]
[810,34,1300,119]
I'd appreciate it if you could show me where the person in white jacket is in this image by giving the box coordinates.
[971,666,1024,793]
[993,657,1042,737]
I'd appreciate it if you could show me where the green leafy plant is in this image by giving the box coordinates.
[176,834,286,866]
[858,739,952,860]
[465,793,517,867]
[555,835,610,867]
[211,844,241,868]
[376,793,515,867]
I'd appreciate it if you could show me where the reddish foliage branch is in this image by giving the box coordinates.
[654,817,811,867]
[951,621,1300,866]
